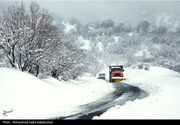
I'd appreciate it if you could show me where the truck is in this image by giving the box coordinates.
[109,65,126,83]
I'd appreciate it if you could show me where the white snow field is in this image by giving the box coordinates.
[0,68,114,119]
[1,66,180,119]
[94,66,180,119]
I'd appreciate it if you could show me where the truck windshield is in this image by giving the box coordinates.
[111,68,124,72]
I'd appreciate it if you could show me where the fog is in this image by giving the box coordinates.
[0,0,180,24]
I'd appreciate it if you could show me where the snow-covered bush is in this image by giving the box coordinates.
[137,63,144,69]
[144,64,150,71]
[135,63,150,71]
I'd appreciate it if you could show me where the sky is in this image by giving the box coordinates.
[0,0,180,24]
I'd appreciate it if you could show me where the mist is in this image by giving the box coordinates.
[0,0,180,24]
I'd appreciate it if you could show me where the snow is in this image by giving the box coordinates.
[94,66,180,119]
[114,36,119,43]
[155,13,180,32]
[77,36,91,50]
[62,21,76,34]
[128,32,133,36]
[97,42,103,52]
[135,46,152,58]
[135,50,145,57]
[1,66,180,119]
[153,44,161,51]
[89,26,95,31]
[0,68,114,119]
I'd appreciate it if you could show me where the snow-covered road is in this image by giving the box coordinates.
[60,83,148,119]
[94,66,180,119]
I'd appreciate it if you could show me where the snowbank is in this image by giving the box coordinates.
[0,68,114,119]
[94,66,180,119]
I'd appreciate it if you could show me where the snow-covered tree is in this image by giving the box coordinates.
[0,2,86,80]
[54,14,180,75]
[100,19,114,28]
[0,2,60,76]
[137,20,151,34]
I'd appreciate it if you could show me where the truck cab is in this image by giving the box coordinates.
[109,65,126,83]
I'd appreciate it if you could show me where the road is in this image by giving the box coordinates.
[58,83,148,119]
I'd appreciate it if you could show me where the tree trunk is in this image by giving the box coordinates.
[35,64,39,77]
[7,54,15,68]
[51,69,58,79]
[12,45,16,66]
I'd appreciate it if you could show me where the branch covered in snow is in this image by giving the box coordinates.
[0,2,86,80]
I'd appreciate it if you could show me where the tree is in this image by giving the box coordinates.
[113,22,131,34]
[100,19,114,28]
[0,2,87,80]
[0,2,60,76]
[137,20,150,34]
[42,42,86,80]
[154,26,167,35]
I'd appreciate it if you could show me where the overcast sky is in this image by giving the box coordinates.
[0,0,180,24]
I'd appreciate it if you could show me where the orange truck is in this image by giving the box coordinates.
[109,65,126,83]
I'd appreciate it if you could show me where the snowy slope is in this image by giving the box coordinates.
[94,66,180,119]
[0,68,114,119]
[1,66,180,119]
